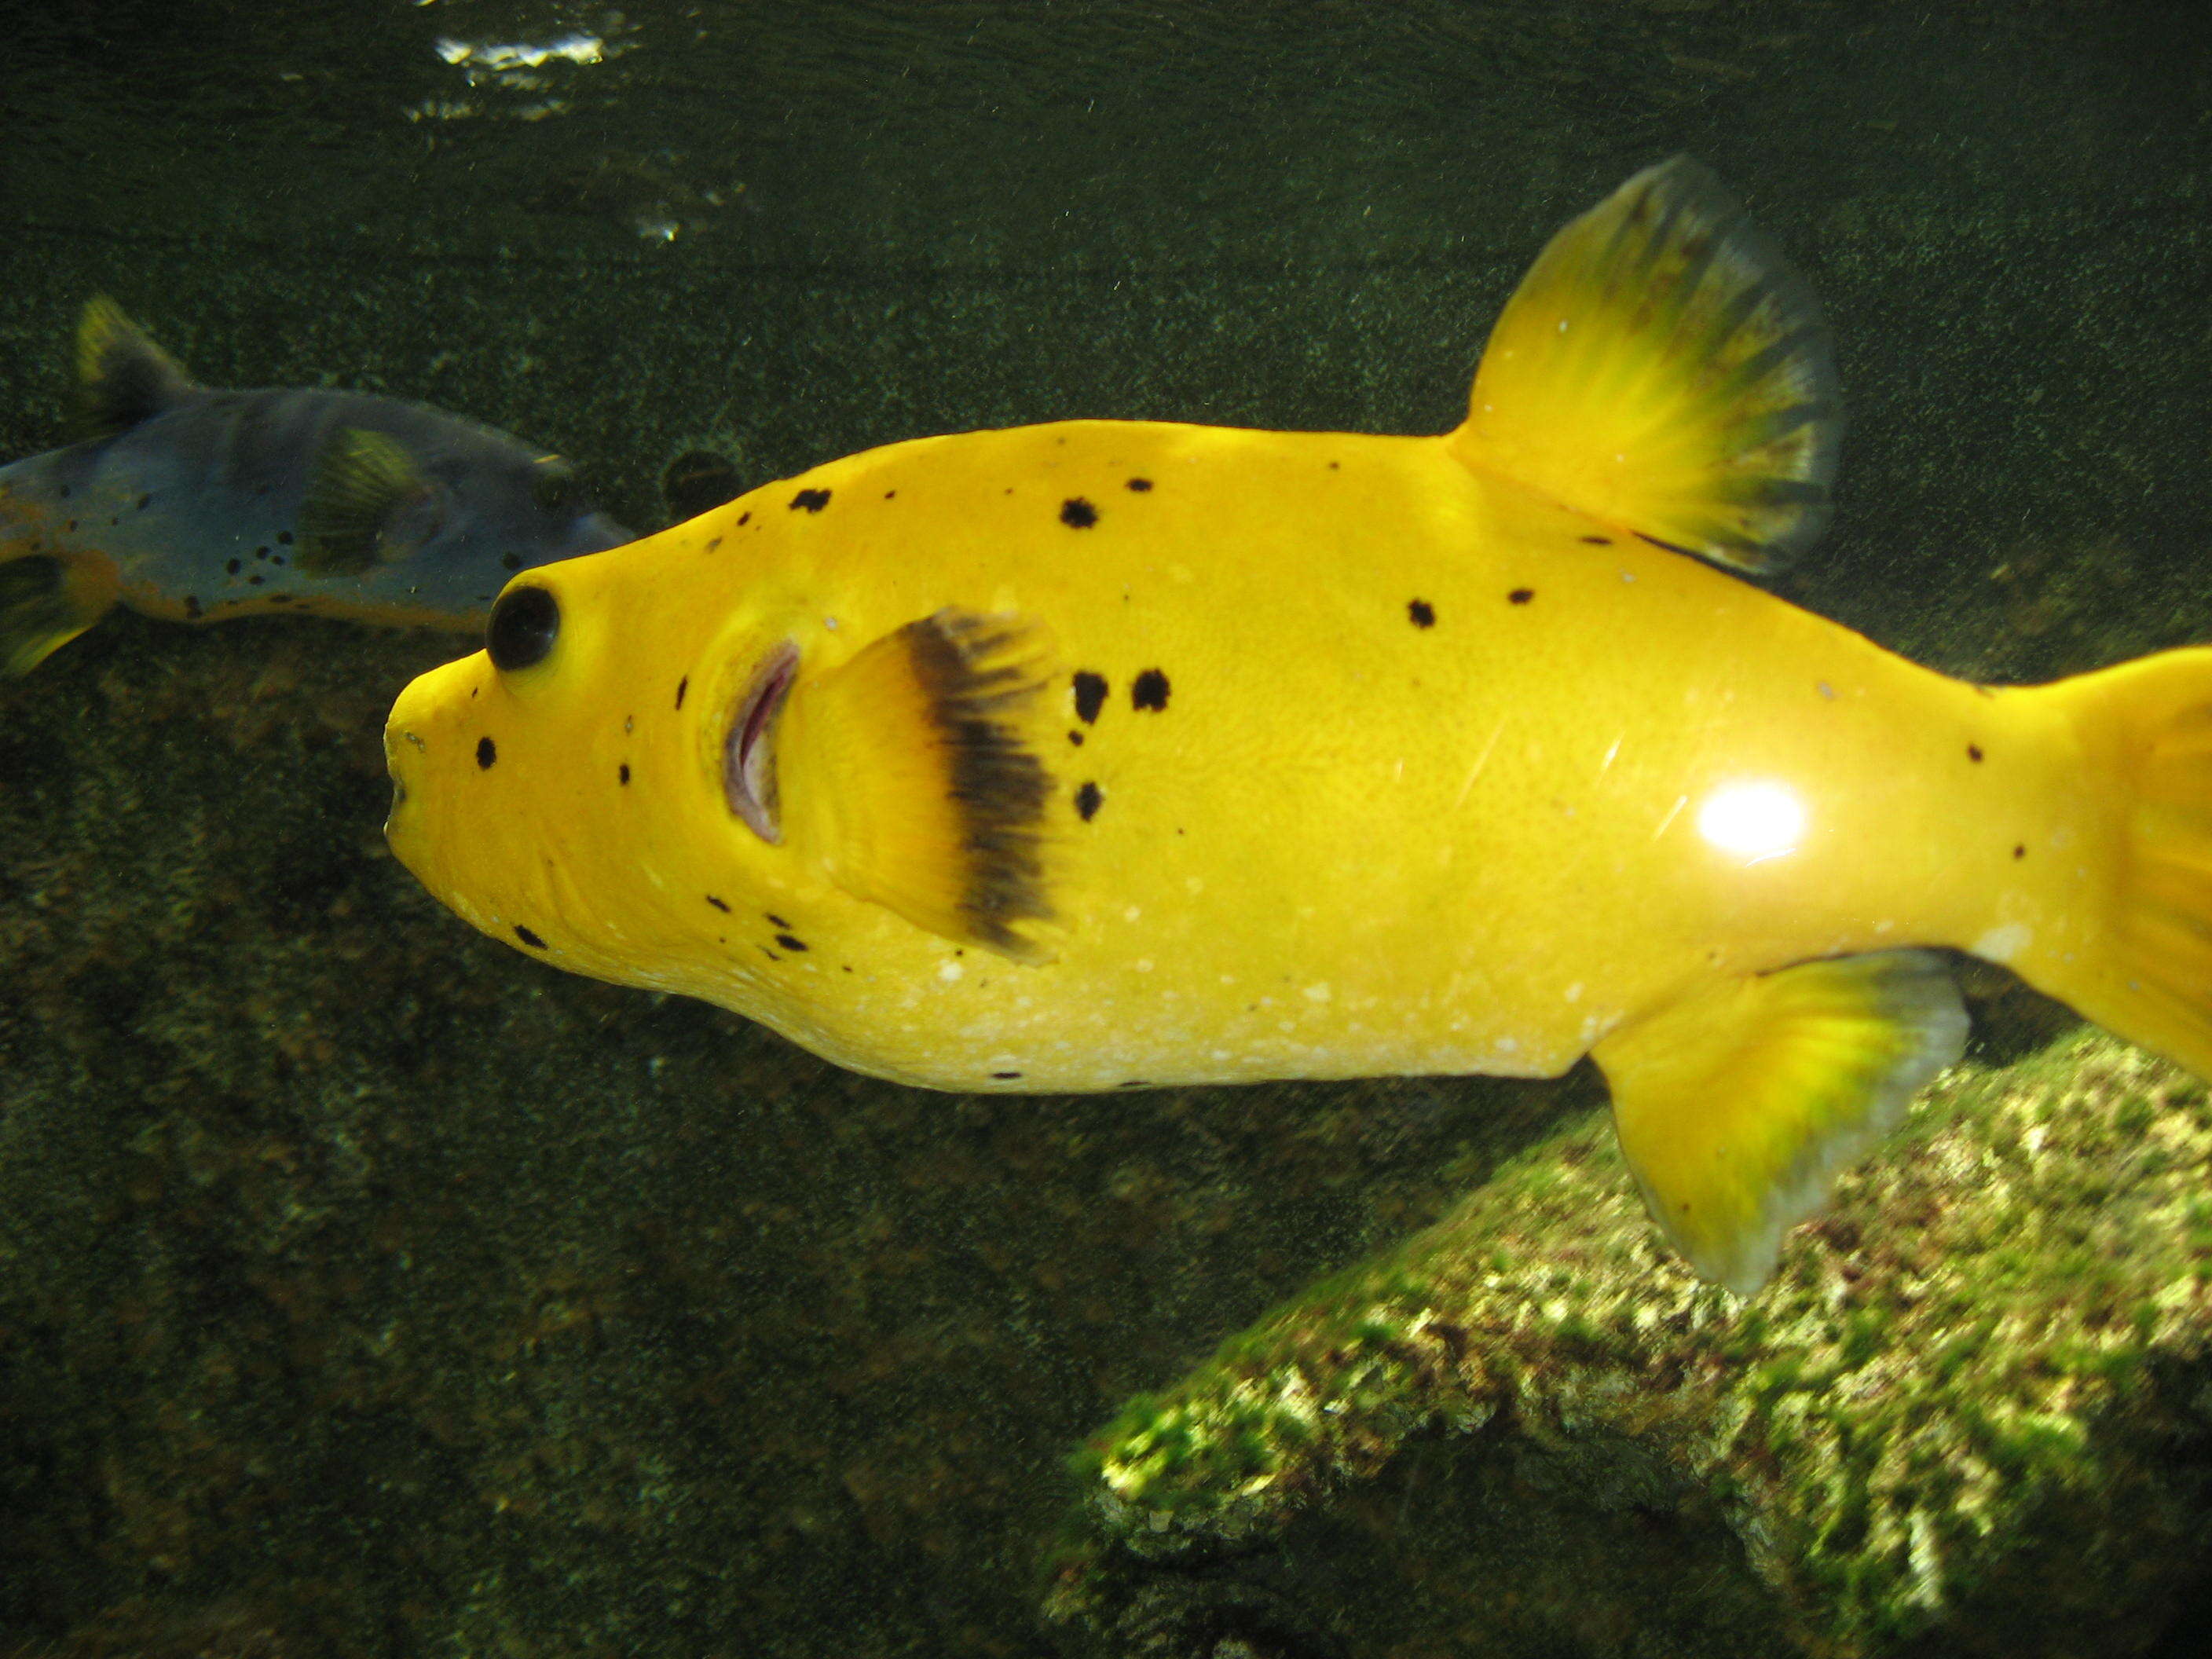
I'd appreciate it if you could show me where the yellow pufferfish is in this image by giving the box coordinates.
[385,158,2212,1295]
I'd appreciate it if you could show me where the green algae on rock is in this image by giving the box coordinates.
[1048,1029,2212,1657]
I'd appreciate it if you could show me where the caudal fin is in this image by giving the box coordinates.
[2021,646,2212,1079]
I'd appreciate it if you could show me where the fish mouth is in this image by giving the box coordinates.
[723,641,797,844]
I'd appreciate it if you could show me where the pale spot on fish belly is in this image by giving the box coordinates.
[1303,983,1332,1004]
[938,959,964,982]
[1972,923,2034,964]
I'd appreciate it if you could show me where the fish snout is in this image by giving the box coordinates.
[382,719,427,858]
[381,659,474,883]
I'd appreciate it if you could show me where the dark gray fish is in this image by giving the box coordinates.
[0,298,632,674]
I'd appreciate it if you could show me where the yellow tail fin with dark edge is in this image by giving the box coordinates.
[778,608,1063,964]
[1448,155,1840,573]
[2014,646,2212,1081]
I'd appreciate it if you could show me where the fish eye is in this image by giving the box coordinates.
[530,462,586,515]
[487,584,560,672]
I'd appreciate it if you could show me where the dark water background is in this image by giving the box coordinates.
[2,3,2211,1656]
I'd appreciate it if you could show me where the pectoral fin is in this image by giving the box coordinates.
[1592,950,1967,1295]
[778,609,1060,962]
[298,428,433,575]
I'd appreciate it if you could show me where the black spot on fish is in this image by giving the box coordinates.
[1508,588,1533,605]
[1075,781,1103,821]
[884,489,897,500]
[255,547,269,560]
[63,521,75,533]
[760,947,780,963]
[247,574,265,586]
[738,511,752,526]
[1328,460,1340,471]
[272,555,286,567]
[1072,672,1108,723]
[775,933,808,952]
[676,676,689,709]
[706,895,731,912]
[1116,1079,1148,1089]
[705,537,723,554]
[991,1071,1022,1080]
[1408,599,1436,628]
[1580,534,1613,545]
[182,595,202,619]
[1126,478,1152,493]
[135,493,151,511]
[2013,843,2027,859]
[1068,731,1084,746]
[767,914,793,928]
[1968,744,1984,763]
[476,736,496,769]
[515,925,547,949]
[57,485,68,500]
[500,552,523,571]
[619,763,631,785]
[269,593,293,605]
[277,529,293,545]
[225,558,241,575]
[1131,669,1170,711]
[789,488,831,513]
[1060,497,1099,529]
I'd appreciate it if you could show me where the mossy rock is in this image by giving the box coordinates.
[1047,1027,2212,1657]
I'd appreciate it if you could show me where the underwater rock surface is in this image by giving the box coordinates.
[1049,1027,2212,1657]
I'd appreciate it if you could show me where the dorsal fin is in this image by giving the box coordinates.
[1449,156,1840,573]
[74,297,199,440]
[778,610,1060,962]
[297,427,434,575]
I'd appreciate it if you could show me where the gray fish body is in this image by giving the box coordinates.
[0,303,632,672]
